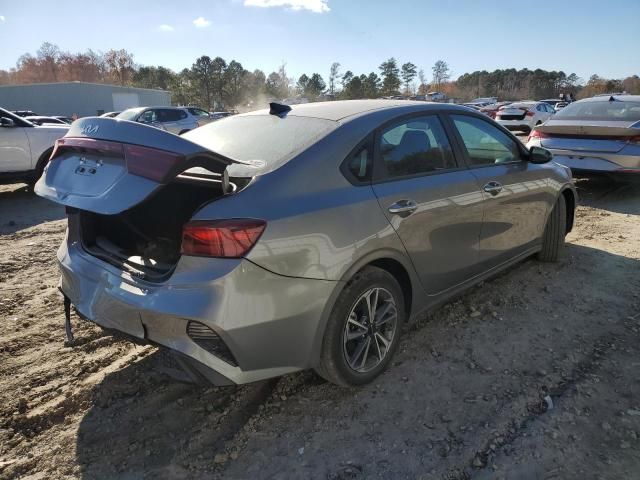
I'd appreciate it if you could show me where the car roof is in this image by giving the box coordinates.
[579,94,640,103]
[243,99,473,122]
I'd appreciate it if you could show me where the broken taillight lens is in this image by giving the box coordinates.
[181,219,267,258]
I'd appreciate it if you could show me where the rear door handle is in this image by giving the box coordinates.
[388,199,418,215]
[483,181,503,196]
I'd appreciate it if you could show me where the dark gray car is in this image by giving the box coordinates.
[36,100,577,386]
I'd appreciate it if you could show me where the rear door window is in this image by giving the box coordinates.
[377,115,457,179]
[451,115,523,166]
[159,109,187,122]
[138,110,157,123]
[188,108,210,117]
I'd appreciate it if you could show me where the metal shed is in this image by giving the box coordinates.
[0,82,171,117]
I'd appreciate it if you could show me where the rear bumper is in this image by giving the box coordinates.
[58,235,338,385]
[497,119,532,131]
[548,153,640,176]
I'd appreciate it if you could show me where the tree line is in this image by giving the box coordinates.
[1,43,638,110]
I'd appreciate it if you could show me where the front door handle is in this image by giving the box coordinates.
[388,199,418,215]
[483,181,503,196]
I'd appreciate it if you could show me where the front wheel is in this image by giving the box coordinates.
[316,266,405,386]
[537,194,567,262]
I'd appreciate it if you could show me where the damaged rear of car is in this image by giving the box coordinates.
[36,114,340,385]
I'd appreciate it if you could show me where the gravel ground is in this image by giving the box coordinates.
[0,177,639,480]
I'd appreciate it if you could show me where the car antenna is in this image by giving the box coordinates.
[269,102,291,117]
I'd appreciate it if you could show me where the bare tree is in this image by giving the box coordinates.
[105,49,135,85]
[418,69,428,94]
[432,60,450,91]
[328,62,341,95]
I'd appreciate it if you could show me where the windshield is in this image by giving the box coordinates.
[116,108,144,121]
[554,100,640,122]
[184,114,336,177]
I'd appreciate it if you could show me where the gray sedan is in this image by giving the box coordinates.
[36,100,576,386]
[527,94,640,182]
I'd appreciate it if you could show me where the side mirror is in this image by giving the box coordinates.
[1,117,15,127]
[529,146,552,164]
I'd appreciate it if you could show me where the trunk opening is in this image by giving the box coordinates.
[79,176,248,281]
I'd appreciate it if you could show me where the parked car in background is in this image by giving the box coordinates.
[209,111,236,120]
[495,101,555,133]
[540,99,564,108]
[479,101,512,119]
[427,92,446,101]
[36,100,576,387]
[100,111,121,118]
[466,97,498,108]
[116,106,214,134]
[12,110,38,117]
[52,116,74,124]
[25,116,69,126]
[0,107,69,186]
[527,95,640,182]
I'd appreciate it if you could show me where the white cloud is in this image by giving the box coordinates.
[0,15,5,22]
[244,0,329,13]
[158,24,174,32]
[193,16,211,28]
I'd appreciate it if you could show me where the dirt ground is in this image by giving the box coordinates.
[0,176,639,480]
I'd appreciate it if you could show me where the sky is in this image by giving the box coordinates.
[0,0,639,83]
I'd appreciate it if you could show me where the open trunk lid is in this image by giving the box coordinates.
[35,117,248,215]
[535,120,640,153]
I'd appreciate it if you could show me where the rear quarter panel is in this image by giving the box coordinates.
[193,118,418,284]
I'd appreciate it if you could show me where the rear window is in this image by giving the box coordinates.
[555,100,640,122]
[184,115,336,176]
[117,108,144,121]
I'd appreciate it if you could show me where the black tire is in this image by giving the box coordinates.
[315,266,405,386]
[537,194,567,262]
[26,149,52,193]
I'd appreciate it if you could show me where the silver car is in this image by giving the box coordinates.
[116,106,214,135]
[527,95,640,182]
[36,100,577,386]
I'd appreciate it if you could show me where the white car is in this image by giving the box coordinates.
[116,106,214,135]
[0,108,69,186]
[495,101,555,133]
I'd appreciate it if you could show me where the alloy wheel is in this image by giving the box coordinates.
[342,287,398,373]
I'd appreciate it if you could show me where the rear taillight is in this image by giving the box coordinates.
[526,110,535,117]
[181,219,266,258]
[527,129,549,143]
[49,137,185,182]
[123,144,184,182]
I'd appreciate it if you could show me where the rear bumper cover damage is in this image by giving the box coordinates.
[57,236,337,385]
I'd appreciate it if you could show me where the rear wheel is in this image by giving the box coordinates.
[316,266,405,386]
[27,148,52,193]
[537,194,567,262]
